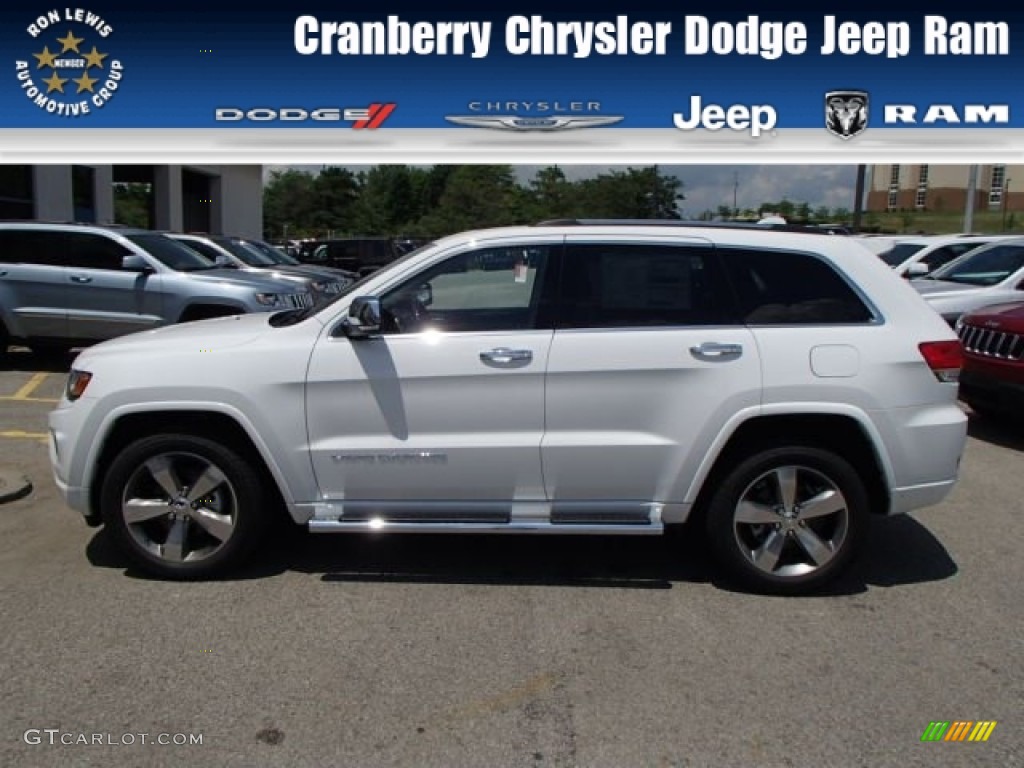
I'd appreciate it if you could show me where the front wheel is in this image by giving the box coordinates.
[100,434,269,579]
[705,446,869,595]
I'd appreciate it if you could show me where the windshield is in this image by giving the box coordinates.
[929,243,1024,286]
[212,237,279,267]
[270,241,437,325]
[245,239,301,265]
[126,233,216,271]
[876,242,926,267]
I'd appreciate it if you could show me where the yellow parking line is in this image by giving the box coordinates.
[0,396,59,403]
[10,373,49,400]
[0,430,49,444]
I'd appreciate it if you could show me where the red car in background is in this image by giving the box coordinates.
[956,301,1024,419]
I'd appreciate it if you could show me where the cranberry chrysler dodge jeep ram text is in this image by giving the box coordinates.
[49,224,968,594]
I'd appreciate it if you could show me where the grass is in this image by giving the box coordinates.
[860,210,1022,235]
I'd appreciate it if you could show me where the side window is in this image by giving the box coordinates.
[558,244,736,328]
[721,248,874,324]
[0,230,64,266]
[180,239,223,265]
[63,233,131,270]
[380,245,554,334]
[921,246,960,271]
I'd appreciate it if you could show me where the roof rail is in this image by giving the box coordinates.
[532,218,851,234]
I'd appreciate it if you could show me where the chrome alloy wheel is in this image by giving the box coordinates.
[732,465,849,579]
[121,452,238,564]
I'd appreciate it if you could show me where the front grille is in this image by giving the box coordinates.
[285,293,314,309]
[321,282,343,295]
[958,322,1024,361]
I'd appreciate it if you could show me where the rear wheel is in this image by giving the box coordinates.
[101,434,269,579]
[705,446,868,595]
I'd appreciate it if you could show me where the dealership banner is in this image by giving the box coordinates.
[1,2,1022,161]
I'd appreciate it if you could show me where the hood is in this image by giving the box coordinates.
[962,300,1024,331]
[185,268,312,293]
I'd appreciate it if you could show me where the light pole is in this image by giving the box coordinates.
[1002,178,1012,231]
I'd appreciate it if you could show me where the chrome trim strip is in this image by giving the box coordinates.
[308,520,663,535]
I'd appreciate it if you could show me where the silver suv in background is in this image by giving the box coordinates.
[0,223,314,352]
[50,222,967,594]
[169,233,354,300]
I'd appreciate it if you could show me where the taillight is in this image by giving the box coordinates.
[918,341,963,383]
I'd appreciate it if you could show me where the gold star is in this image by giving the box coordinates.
[73,71,98,93]
[33,46,58,69]
[56,30,85,53]
[82,46,108,69]
[42,71,68,93]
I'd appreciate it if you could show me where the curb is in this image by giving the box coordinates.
[0,470,32,504]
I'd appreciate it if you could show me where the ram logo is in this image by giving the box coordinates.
[825,90,869,139]
[883,104,1009,124]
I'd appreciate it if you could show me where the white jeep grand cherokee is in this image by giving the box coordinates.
[49,223,968,594]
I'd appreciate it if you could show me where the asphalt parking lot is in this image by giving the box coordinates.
[0,348,1021,768]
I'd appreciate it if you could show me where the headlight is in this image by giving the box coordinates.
[66,370,92,401]
[255,292,284,307]
[954,315,965,332]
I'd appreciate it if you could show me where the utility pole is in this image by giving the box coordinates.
[1002,178,1011,231]
[852,165,866,232]
[733,172,739,217]
[964,165,978,234]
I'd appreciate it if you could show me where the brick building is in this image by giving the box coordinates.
[866,164,1023,214]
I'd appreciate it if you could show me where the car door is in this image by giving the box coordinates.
[62,232,164,341]
[0,229,68,340]
[542,236,760,516]
[305,238,559,521]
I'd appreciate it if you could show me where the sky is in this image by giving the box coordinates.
[267,165,861,217]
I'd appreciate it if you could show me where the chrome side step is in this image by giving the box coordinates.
[308,520,663,535]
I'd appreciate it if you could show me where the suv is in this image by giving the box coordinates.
[0,223,315,352]
[956,300,1024,419]
[49,224,967,594]
[876,234,1009,278]
[300,237,402,276]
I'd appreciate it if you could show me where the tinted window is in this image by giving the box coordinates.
[63,232,131,270]
[177,238,224,264]
[216,238,277,266]
[558,244,736,328]
[126,234,212,271]
[721,248,873,324]
[380,245,554,334]
[877,242,925,267]
[0,230,63,265]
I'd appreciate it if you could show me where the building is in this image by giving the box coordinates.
[0,164,263,238]
[866,164,1023,213]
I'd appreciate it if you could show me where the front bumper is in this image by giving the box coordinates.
[960,368,1024,414]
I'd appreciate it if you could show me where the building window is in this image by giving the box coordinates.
[915,165,929,209]
[989,165,1007,207]
[887,165,900,210]
[72,165,96,222]
[0,165,35,219]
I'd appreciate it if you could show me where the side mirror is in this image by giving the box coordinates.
[906,262,929,277]
[342,296,382,338]
[122,254,153,273]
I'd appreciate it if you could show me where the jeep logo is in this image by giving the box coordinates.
[672,95,777,138]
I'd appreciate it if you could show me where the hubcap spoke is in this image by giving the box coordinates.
[751,530,787,573]
[145,456,182,499]
[123,498,170,525]
[185,465,227,505]
[735,500,780,525]
[795,526,834,566]
[798,489,845,520]
[191,507,233,542]
[775,467,799,511]
[162,519,188,562]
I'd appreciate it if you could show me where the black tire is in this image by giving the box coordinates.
[705,446,868,595]
[100,434,269,580]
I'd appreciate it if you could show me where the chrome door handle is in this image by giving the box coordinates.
[480,348,533,365]
[69,275,92,284]
[690,342,743,359]
[0,270,7,277]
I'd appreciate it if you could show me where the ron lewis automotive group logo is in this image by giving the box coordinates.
[14,8,123,118]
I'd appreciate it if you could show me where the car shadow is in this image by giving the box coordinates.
[966,411,1024,452]
[86,513,957,596]
[0,346,80,373]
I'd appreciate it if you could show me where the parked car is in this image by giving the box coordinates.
[50,222,966,594]
[169,233,353,299]
[0,222,314,354]
[298,237,403,276]
[956,300,1024,419]
[912,239,1024,325]
[876,234,1009,278]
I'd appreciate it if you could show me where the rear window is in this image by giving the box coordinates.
[721,248,874,324]
[877,242,926,267]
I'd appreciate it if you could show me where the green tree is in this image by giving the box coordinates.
[263,169,316,239]
[113,183,152,228]
[309,167,360,235]
[528,166,575,220]
[576,166,683,218]
[716,205,734,220]
[832,207,852,224]
[794,202,811,222]
[813,205,831,222]
[413,165,524,235]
